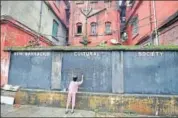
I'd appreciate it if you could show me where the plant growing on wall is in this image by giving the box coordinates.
[26,37,40,47]
[80,36,91,46]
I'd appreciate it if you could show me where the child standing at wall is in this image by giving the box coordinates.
[65,75,84,114]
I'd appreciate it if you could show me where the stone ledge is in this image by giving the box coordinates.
[15,89,178,116]
[4,45,178,52]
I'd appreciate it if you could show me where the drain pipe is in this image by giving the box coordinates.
[37,0,43,45]
[152,0,159,45]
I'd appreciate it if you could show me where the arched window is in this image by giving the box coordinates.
[105,22,112,34]
[76,23,82,34]
[91,22,97,35]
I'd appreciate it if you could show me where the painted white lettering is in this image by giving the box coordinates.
[138,52,164,57]
[25,52,28,56]
[86,52,89,56]
[74,52,77,56]
[46,52,50,56]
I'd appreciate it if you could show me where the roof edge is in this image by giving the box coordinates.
[1,15,55,46]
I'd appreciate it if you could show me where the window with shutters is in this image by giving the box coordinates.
[105,22,112,35]
[91,22,97,35]
[52,20,59,39]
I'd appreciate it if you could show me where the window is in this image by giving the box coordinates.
[131,17,138,37]
[75,1,84,4]
[127,0,135,7]
[52,20,59,38]
[91,22,97,35]
[104,0,110,3]
[129,0,135,5]
[104,0,112,8]
[76,23,82,34]
[105,22,112,34]
[90,1,98,3]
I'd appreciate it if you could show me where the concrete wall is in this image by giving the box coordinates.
[7,50,178,95]
[124,51,178,94]
[1,1,67,45]
[61,52,113,92]
[15,89,178,116]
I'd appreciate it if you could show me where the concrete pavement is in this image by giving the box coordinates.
[1,104,158,117]
[1,104,95,117]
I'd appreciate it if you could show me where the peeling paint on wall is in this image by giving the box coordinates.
[0,21,51,87]
[1,54,10,86]
[15,89,178,116]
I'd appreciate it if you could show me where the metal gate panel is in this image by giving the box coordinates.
[61,51,112,93]
[8,52,52,90]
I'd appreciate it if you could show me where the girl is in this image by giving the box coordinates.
[65,75,84,114]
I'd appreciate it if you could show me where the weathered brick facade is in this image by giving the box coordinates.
[68,1,120,46]
[1,18,53,87]
[123,1,178,45]
[159,21,178,45]
[1,0,70,86]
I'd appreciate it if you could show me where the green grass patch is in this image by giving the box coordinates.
[4,45,178,51]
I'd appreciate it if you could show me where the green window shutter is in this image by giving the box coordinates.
[105,22,111,34]
[52,20,59,38]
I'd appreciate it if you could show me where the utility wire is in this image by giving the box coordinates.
[70,15,168,37]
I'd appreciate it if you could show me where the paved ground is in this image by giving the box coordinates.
[1,104,95,117]
[1,104,156,117]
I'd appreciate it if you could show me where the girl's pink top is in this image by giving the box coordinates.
[68,81,82,93]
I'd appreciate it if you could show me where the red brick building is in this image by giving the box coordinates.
[47,1,70,28]
[68,1,121,46]
[1,0,70,86]
[1,16,53,87]
[122,1,178,46]
[158,11,178,45]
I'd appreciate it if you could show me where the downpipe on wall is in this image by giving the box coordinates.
[152,0,159,45]
[37,1,43,45]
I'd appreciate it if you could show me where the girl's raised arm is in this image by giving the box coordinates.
[78,75,83,85]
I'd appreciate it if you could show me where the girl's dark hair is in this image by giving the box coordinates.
[73,76,78,82]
